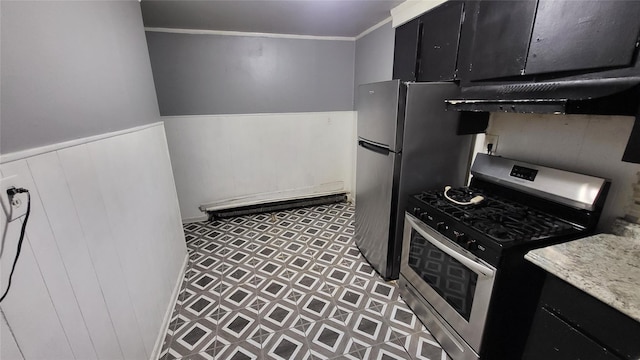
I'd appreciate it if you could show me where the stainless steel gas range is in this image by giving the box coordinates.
[399,154,610,360]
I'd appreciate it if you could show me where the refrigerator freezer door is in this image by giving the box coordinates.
[357,80,403,152]
[355,140,400,279]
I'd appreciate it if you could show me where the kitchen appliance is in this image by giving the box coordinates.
[355,80,472,280]
[399,153,610,360]
[445,77,640,115]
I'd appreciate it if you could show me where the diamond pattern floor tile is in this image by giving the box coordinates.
[160,203,450,360]
[262,328,312,360]
[306,317,352,358]
[345,310,393,347]
[403,331,452,360]
[363,341,414,360]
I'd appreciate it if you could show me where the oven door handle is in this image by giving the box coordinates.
[407,215,495,278]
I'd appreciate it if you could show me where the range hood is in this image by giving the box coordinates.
[446,76,640,116]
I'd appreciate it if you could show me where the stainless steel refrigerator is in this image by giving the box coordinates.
[355,80,472,280]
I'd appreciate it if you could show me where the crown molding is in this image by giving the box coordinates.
[355,17,392,40]
[390,0,446,28]
[144,27,355,41]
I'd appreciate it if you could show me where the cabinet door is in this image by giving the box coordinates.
[417,1,464,81]
[539,275,640,359]
[523,307,622,360]
[467,0,538,81]
[393,17,422,81]
[525,1,640,75]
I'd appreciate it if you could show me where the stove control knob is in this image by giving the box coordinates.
[466,239,478,251]
[454,231,467,244]
[413,207,421,216]
[436,222,448,232]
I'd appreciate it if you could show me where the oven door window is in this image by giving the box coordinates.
[408,229,477,321]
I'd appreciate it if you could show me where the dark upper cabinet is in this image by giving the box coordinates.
[396,0,640,85]
[392,1,465,82]
[466,0,538,81]
[462,0,640,84]
[417,1,464,81]
[393,18,422,82]
[525,1,640,76]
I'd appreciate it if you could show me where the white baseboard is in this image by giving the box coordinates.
[346,192,355,205]
[199,182,345,212]
[150,252,189,360]
[182,215,209,224]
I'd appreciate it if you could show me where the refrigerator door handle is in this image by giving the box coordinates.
[358,140,391,156]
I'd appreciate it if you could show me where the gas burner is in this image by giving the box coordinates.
[470,220,515,242]
[413,186,578,244]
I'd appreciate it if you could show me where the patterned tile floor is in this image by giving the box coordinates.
[159,203,450,360]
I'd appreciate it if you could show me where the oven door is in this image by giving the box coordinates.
[400,213,496,352]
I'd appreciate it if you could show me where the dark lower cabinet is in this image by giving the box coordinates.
[523,275,640,360]
[524,307,621,360]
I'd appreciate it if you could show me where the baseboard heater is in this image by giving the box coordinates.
[205,193,347,220]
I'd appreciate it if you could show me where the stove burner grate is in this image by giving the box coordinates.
[415,188,577,243]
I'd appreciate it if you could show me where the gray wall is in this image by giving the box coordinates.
[145,32,355,116]
[0,0,160,154]
[354,22,395,106]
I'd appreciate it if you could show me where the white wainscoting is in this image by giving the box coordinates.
[1,311,23,360]
[163,111,357,221]
[0,123,187,360]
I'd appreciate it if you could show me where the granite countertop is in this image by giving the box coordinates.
[525,233,640,323]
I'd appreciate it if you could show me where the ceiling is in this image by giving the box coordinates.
[140,0,404,38]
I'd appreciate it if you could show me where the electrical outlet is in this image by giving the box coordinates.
[484,134,499,154]
[0,175,28,222]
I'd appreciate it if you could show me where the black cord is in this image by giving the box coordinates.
[0,189,30,303]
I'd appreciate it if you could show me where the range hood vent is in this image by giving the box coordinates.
[446,77,640,115]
